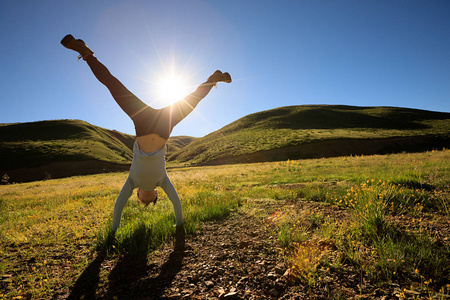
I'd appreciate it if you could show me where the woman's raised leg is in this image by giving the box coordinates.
[85,56,149,120]
[61,34,149,120]
[168,70,232,128]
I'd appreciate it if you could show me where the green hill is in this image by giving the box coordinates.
[0,119,134,169]
[0,119,198,183]
[167,136,197,153]
[167,105,450,165]
[1,105,449,182]
[0,119,136,183]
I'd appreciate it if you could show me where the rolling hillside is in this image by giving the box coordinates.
[166,105,450,165]
[1,105,449,182]
[166,136,198,153]
[0,120,136,183]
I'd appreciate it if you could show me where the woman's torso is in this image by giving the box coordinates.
[136,133,167,153]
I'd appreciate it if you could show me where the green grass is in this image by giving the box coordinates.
[263,151,449,295]
[335,181,448,282]
[0,166,243,299]
[0,149,449,299]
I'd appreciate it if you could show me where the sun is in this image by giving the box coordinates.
[155,73,191,105]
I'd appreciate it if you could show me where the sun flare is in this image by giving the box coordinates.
[155,73,191,105]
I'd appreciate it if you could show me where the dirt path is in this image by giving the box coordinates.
[144,208,293,299]
[60,200,302,299]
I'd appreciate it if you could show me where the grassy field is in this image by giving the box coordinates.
[0,150,449,299]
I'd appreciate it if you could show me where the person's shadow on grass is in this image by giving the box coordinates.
[65,252,106,300]
[105,226,186,299]
[66,226,186,299]
[65,233,114,300]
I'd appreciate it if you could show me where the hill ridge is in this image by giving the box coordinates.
[166,105,449,165]
[1,105,449,182]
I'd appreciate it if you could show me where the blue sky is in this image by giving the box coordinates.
[1,0,449,137]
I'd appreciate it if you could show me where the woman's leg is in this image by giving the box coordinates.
[168,81,214,126]
[61,34,151,120]
[85,56,150,120]
[166,70,232,129]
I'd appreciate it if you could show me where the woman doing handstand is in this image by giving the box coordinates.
[61,34,231,232]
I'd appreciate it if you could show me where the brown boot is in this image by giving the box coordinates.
[207,70,232,84]
[61,34,94,60]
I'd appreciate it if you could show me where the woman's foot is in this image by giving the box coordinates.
[222,72,232,83]
[61,34,94,60]
[208,70,232,84]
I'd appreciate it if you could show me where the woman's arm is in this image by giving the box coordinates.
[111,177,135,232]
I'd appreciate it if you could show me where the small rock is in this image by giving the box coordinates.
[372,288,385,297]
[181,289,192,295]
[187,273,199,283]
[267,272,277,279]
[269,288,280,297]
[237,276,248,286]
[223,291,240,299]
[238,240,252,249]
[257,260,266,266]
[205,280,214,288]
[403,289,422,296]
[274,263,286,275]
[284,268,298,284]
[205,271,214,279]
[216,254,228,261]
[217,287,226,297]
[248,231,259,237]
